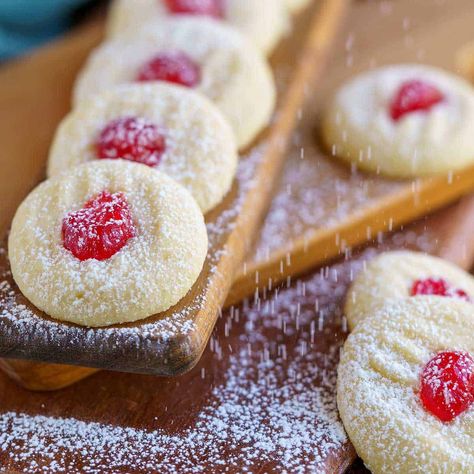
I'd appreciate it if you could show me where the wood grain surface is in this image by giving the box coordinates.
[0,0,349,377]
[1,1,474,471]
[2,0,474,391]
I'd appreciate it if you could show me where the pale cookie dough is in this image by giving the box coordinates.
[107,0,289,56]
[285,0,312,14]
[8,160,208,327]
[74,17,276,150]
[49,83,237,214]
[345,251,474,330]
[337,297,474,474]
[322,64,474,177]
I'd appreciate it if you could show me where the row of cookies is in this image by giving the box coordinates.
[107,0,310,57]
[338,251,474,473]
[51,0,318,207]
[327,58,474,472]
[7,0,313,328]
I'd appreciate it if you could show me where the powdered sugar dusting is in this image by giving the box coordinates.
[0,226,437,472]
[0,349,344,473]
[252,132,405,261]
[0,144,265,371]
[0,250,356,473]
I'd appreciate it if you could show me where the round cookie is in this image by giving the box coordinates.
[345,251,474,330]
[74,16,276,150]
[285,0,312,14]
[8,160,208,327]
[49,83,237,214]
[107,0,289,56]
[337,297,474,474]
[322,64,474,177]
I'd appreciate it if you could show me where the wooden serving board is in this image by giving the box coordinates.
[228,0,474,304]
[0,1,348,377]
[2,0,474,391]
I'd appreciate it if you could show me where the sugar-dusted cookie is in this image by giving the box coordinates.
[337,297,474,474]
[49,83,237,214]
[74,17,276,150]
[107,0,289,56]
[322,64,474,177]
[8,160,208,327]
[285,0,312,14]
[345,251,474,330]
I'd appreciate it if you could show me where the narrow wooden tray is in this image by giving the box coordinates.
[2,0,474,391]
[0,0,348,379]
[227,0,474,304]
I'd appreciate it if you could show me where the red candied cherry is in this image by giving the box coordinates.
[96,116,166,167]
[164,0,224,18]
[62,191,136,261]
[420,351,474,422]
[410,277,471,302]
[136,52,201,88]
[390,79,444,121]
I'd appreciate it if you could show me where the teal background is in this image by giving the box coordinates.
[0,0,92,59]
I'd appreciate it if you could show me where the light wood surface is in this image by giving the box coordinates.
[0,1,348,386]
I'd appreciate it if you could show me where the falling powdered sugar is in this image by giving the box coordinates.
[0,251,357,473]
[0,350,344,473]
[0,226,437,472]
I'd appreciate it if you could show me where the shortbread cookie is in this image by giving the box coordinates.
[337,297,474,474]
[49,83,237,213]
[8,160,208,327]
[345,251,474,330]
[107,0,289,56]
[74,17,276,150]
[322,64,474,177]
[285,0,312,14]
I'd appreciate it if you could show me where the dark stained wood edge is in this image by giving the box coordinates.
[0,0,350,383]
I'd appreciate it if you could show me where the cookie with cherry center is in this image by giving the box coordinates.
[106,0,290,56]
[345,250,474,330]
[8,160,208,327]
[322,64,474,177]
[49,82,238,214]
[74,16,276,151]
[337,297,474,473]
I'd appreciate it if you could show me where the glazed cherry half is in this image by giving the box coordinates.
[164,0,224,18]
[410,277,471,302]
[62,191,136,261]
[96,116,166,167]
[136,52,201,88]
[390,79,444,121]
[420,351,474,422]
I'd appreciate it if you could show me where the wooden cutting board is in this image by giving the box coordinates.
[0,0,348,377]
[2,0,474,391]
[228,0,474,304]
